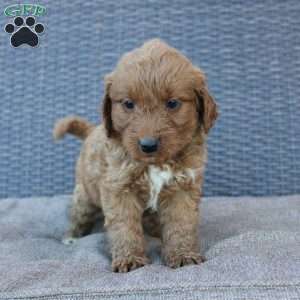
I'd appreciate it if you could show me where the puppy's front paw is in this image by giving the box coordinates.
[165,252,205,268]
[112,255,150,273]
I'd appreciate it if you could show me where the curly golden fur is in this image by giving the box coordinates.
[53,39,218,272]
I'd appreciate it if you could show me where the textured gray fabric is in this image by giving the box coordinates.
[1,0,300,198]
[0,195,299,299]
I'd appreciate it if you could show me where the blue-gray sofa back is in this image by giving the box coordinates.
[0,0,299,199]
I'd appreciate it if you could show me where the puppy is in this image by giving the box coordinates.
[54,39,218,272]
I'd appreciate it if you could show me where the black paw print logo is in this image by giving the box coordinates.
[4,16,44,47]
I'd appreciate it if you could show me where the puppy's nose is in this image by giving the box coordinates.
[139,137,159,153]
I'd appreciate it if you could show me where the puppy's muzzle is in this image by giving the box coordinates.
[138,137,159,153]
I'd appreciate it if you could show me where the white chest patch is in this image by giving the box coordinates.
[147,165,173,211]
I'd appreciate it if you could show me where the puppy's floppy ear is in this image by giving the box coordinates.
[102,74,115,138]
[195,85,218,134]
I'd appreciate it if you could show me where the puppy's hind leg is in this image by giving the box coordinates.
[63,184,101,245]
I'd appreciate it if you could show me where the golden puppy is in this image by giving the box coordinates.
[54,39,218,272]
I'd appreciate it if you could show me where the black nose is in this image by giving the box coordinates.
[139,137,159,153]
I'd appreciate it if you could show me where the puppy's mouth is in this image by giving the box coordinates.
[125,138,171,164]
[139,153,159,164]
[136,150,169,164]
[133,137,165,163]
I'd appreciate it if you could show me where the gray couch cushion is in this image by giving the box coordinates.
[0,195,299,299]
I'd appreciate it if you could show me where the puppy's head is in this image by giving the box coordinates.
[102,39,217,164]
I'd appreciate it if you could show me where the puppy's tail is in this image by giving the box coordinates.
[53,116,95,141]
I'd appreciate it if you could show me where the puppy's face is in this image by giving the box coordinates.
[102,40,217,164]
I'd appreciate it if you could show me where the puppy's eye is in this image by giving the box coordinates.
[166,99,181,110]
[122,99,135,111]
